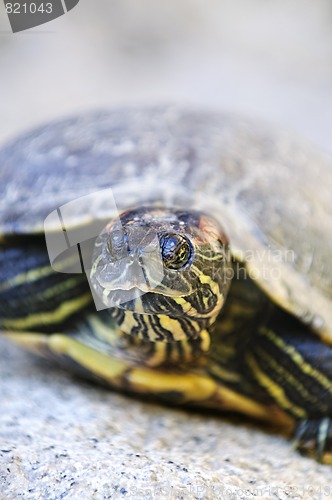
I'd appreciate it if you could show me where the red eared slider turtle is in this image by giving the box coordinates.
[0,107,332,463]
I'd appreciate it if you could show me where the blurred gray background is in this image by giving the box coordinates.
[0,0,332,154]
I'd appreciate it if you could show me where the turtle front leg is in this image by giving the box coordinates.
[244,308,332,463]
[294,418,332,465]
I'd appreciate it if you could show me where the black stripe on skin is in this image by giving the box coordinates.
[146,294,185,316]
[175,338,185,361]
[184,283,218,315]
[175,315,209,339]
[0,239,93,332]
[166,340,187,363]
[111,292,186,316]
[109,307,125,325]
[131,312,150,341]
[148,314,175,342]
[0,277,89,318]
[248,310,332,417]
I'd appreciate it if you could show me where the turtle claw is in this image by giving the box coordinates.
[294,418,332,464]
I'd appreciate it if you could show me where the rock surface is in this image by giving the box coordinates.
[1,336,332,499]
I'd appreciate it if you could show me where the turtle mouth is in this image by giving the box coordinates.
[92,274,200,315]
[94,275,193,302]
[102,284,150,305]
[94,259,193,300]
[96,286,194,316]
[94,281,225,319]
[97,278,152,295]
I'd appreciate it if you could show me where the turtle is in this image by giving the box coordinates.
[0,106,332,463]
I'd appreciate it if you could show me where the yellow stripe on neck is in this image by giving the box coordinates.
[1,293,92,330]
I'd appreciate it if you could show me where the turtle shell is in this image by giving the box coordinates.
[0,106,331,342]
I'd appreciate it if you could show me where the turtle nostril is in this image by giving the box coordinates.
[107,229,129,259]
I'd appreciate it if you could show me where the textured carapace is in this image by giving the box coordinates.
[90,206,231,343]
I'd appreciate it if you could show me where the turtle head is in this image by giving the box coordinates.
[90,206,231,343]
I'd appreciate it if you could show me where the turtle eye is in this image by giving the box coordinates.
[160,233,192,270]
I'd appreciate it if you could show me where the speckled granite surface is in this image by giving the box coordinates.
[1,336,331,499]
